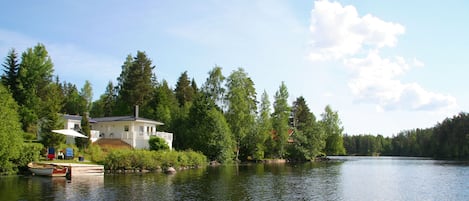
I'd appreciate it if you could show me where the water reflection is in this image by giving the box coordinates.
[2,158,469,200]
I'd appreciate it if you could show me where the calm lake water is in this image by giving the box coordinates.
[2,157,469,201]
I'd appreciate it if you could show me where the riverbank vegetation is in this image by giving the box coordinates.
[103,149,207,172]
[1,43,468,174]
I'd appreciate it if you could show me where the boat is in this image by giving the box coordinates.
[28,162,69,177]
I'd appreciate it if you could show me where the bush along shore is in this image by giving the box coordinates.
[102,149,207,173]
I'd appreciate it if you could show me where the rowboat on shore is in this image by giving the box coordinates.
[27,162,69,177]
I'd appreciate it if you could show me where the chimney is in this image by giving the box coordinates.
[134,105,139,118]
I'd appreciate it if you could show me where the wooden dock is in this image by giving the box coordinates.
[51,163,104,177]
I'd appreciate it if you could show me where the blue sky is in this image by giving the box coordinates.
[1,0,468,136]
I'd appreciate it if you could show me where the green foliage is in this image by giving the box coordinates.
[149,136,170,151]
[114,51,156,116]
[60,82,84,115]
[91,81,116,117]
[288,96,326,161]
[320,105,346,155]
[14,143,44,172]
[175,71,196,107]
[75,114,91,149]
[80,80,93,112]
[85,144,105,163]
[144,80,179,131]
[271,82,290,158]
[253,91,272,160]
[103,149,207,171]
[432,113,469,159]
[186,93,234,162]
[39,83,65,147]
[225,68,257,161]
[1,49,19,95]
[202,66,226,109]
[16,43,55,134]
[0,84,24,175]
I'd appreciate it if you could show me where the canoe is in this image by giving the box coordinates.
[28,162,69,177]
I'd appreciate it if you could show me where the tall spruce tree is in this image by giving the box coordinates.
[116,51,154,115]
[289,96,325,160]
[1,49,19,95]
[174,71,195,107]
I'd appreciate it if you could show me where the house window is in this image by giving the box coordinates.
[74,124,80,131]
[124,125,129,132]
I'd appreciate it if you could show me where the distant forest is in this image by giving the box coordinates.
[1,43,468,167]
[344,112,469,159]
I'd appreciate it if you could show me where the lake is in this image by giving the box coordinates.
[2,157,469,200]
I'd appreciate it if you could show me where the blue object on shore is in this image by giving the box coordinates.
[65,148,73,160]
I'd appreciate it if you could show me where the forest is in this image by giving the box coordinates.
[343,112,469,159]
[1,43,468,174]
[0,43,346,172]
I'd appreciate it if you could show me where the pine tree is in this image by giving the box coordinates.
[175,71,195,107]
[289,96,325,160]
[116,51,154,115]
[1,49,19,95]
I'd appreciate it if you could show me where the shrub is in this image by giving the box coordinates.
[86,144,105,164]
[103,149,208,171]
[149,136,170,151]
[14,143,44,172]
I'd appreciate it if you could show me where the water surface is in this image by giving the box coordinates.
[2,157,469,200]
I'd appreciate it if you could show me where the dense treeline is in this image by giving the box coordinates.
[344,113,469,159]
[3,43,467,174]
[0,44,347,173]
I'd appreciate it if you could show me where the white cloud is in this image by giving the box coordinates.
[309,0,404,61]
[309,0,457,112]
[345,51,457,111]
[412,58,425,67]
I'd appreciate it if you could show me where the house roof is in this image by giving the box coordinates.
[62,114,97,123]
[92,116,164,125]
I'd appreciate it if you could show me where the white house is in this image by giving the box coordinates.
[61,114,99,145]
[61,106,173,150]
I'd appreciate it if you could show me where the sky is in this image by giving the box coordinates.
[1,0,468,136]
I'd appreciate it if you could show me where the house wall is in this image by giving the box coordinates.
[64,119,81,130]
[93,121,161,149]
